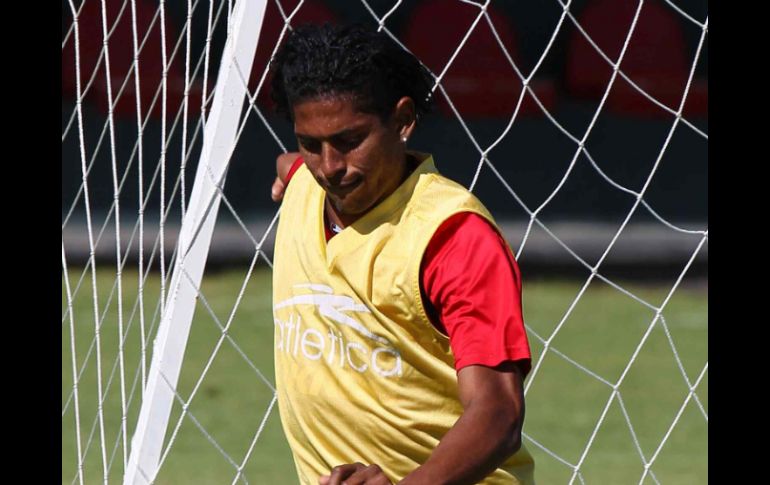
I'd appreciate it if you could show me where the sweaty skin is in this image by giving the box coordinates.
[291,96,416,229]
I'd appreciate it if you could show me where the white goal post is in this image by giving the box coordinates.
[62,1,707,484]
[122,1,268,483]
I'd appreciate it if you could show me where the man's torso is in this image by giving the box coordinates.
[272,155,534,484]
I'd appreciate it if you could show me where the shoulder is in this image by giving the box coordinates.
[424,212,517,283]
[409,167,495,229]
[283,155,305,187]
[282,158,318,203]
[275,158,323,235]
[426,212,507,259]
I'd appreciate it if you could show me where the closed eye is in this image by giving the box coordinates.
[297,136,321,154]
[332,135,364,153]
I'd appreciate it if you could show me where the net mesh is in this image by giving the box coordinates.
[61,0,708,483]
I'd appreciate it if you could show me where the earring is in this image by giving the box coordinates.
[401,136,408,143]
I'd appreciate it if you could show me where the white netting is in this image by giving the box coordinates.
[62,0,707,483]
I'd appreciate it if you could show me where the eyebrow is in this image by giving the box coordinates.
[294,125,367,141]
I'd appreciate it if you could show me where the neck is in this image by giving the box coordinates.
[325,197,353,229]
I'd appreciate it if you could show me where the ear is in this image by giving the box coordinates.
[392,96,417,143]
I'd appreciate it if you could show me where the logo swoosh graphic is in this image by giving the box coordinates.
[275,284,388,345]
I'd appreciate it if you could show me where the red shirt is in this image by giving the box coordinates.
[285,157,530,375]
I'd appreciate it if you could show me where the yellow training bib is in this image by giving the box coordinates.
[272,155,534,484]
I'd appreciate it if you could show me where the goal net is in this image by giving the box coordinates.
[61,0,708,483]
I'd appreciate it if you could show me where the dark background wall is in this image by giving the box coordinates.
[62,0,708,227]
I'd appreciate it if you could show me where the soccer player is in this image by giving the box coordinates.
[269,24,534,485]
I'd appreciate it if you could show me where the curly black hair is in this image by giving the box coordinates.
[270,23,434,122]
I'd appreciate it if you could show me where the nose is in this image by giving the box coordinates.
[320,142,346,185]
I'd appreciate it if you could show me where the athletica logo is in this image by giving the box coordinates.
[274,283,402,377]
[274,283,388,344]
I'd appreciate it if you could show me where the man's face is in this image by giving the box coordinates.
[292,96,407,218]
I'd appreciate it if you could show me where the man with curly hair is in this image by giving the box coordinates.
[269,23,534,485]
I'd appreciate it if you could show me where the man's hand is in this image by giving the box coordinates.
[319,463,392,485]
[272,151,301,202]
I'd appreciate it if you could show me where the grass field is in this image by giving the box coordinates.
[62,266,707,484]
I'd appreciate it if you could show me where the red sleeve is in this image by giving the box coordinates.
[420,212,531,376]
[284,155,304,187]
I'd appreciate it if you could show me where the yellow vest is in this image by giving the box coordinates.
[272,155,535,484]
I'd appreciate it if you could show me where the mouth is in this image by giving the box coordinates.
[326,177,362,197]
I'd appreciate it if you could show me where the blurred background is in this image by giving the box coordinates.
[62,0,708,279]
[62,1,707,483]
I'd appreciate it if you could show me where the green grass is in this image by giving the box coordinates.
[521,279,707,484]
[62,268,706,484]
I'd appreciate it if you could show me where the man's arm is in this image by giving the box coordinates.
[400,361,525,485]
[320,361,526,485]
